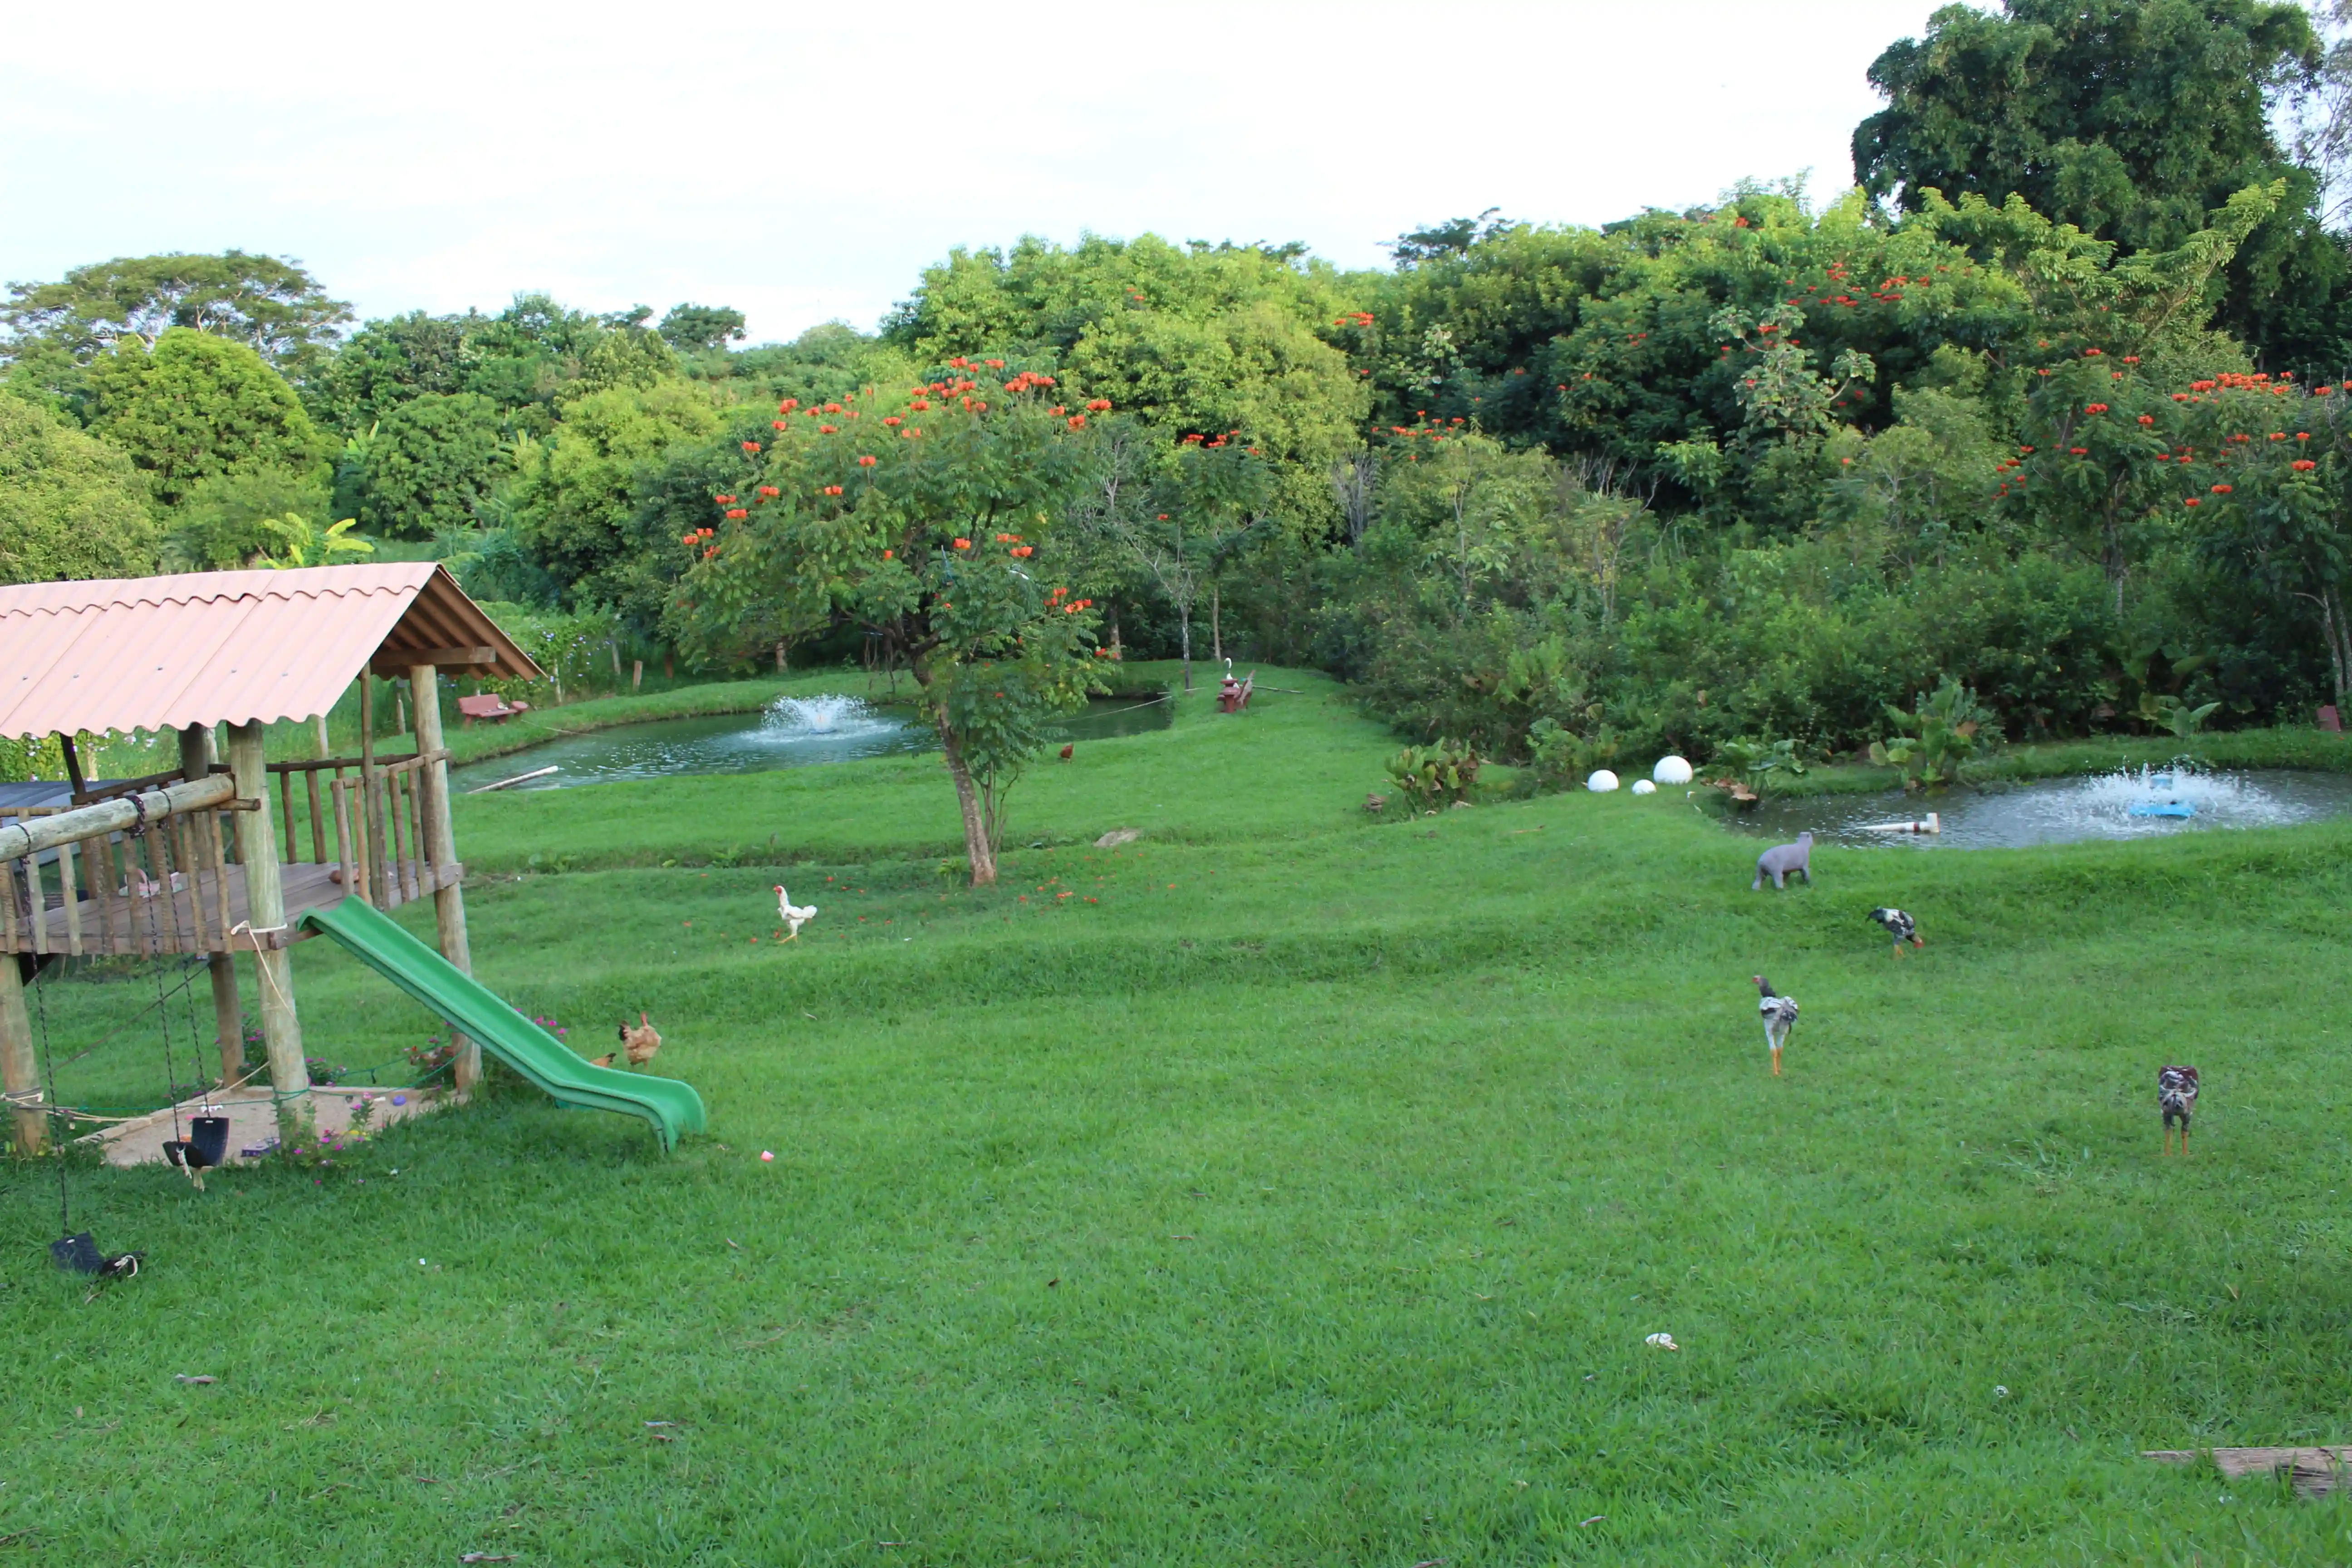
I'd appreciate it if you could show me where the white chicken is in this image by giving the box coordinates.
[774,884,818,942]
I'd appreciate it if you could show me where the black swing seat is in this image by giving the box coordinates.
[51,1231,103,1274]
[163,1115,231,1172]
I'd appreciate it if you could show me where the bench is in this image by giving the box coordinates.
[457,693,532,726]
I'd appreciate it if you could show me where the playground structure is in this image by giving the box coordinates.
[0,565,706,1160]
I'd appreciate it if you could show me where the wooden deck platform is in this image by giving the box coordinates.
[5,858,460,957]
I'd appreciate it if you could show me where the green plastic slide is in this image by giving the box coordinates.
[298,899,706,1151]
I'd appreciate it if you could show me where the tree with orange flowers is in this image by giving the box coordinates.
[671,361,1107,885]
[2172,373,2352,706]
[2004,350,2187,606]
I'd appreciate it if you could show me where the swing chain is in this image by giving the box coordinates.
[135,838,185,1145]
[30,955,67,1237]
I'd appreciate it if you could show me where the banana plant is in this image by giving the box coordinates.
[1872,675,2001,786]
[259,514,374,569]
[2136,692,2222,739]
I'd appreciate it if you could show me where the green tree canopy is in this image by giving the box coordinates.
[160,466,331,571]
[1853,0,2344,360]
[658,304,748,352]
[883,234,1369,536]
[84,328,324,506]
[1,250,352,373]
[307,294,615,439]
[0,393,157,583]
[508,380,720,601]
[345,392,509,539]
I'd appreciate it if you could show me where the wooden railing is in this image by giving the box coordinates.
[0,750,458,955]
[327,750,453,911]
[265,754,416,867]
[1,775,250,958]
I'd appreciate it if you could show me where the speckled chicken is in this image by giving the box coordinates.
[1867,906,1925,957]
[2159,1065,2200,1156]
[1753,976,1798,1077]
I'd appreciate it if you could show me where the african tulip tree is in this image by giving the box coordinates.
[2004,348,2187,606]
[2171,372,2352,708]
[673,361,1109,885]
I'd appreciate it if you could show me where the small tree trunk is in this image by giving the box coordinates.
[663,652,675,680]
[2325,583,2352,706]
[1107,602,1122,657]
[775,639,788,672]
[610,641,622,680]
[632,659,643,692]
[1179,608,1193,691]
[1210,584,1222,662]
[2335,584,2352,706]
[934,705,997,887]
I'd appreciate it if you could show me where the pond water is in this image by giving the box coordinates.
[1719,764,2352,850]
[447,692,1171,793]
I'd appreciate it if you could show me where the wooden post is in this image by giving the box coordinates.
[180,725,243,1082]
[0,955,42,1155]
[632,659,643,692]
[359,678,386,906]
[227,721,311,1142]
[408,664,478,1096]
[314,713,330,760]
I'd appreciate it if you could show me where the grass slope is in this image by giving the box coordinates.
[7,672,2352,1564]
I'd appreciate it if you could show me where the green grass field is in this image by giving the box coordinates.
[8,670,2352,1564]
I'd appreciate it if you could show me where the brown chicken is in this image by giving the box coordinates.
[592,1012,662,1070]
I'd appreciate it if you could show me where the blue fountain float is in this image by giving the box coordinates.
[2127,772,2196,818]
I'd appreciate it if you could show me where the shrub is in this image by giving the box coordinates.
[1386,738,1482,811]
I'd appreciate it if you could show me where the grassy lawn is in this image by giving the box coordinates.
[8,671,2352,1563]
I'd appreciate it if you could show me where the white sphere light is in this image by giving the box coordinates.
[1586,769,1620,793]
[1631,778,1657,795]
[1653,755,1694,786]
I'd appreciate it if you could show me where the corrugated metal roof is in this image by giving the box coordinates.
[0,564,544,739]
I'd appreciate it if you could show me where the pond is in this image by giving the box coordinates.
[1718,764,2352,850]
[446,692,1172,793]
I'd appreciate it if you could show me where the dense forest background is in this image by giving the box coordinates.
[14,0,2352,773]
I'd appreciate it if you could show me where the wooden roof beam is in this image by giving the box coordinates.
[371,646,499,675]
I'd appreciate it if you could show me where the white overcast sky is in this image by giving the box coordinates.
[3,1,1948,345]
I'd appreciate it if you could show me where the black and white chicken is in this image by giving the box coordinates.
[2158,1065,2200,1156]
[1753,976,1798,1076]
[1867,906,1925,958]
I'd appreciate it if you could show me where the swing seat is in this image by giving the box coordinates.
[50,1231,103,1274]
[187,1115,230,1167]
[163,1115,230,1172]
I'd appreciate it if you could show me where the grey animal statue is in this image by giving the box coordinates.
[1753,831,1813,891]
